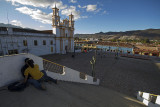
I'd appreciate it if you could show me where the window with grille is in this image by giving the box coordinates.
[43,40,46,45]
[34,40,38,46]
[50,40,53,45]
[23,40,27,46]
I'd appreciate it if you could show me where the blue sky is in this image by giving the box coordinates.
[0,0,160,34]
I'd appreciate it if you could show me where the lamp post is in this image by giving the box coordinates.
[74,45,75,56]
[95,48,97,60]
[116,41,120,59]
[90,56,96,77]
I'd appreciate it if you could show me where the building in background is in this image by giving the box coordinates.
[52,6,74,54]
[0,6,74,56]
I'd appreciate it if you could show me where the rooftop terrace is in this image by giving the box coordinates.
[0,81,145,107]
[0,51,159,107]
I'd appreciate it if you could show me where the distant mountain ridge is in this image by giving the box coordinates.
[0,23,34,30]
[0,23,23,28]
[1,23,159,40]
[75,29,160,40]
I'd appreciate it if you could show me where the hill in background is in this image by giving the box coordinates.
[75,29,160,40]
[1,23,159,40]
[0,23,34,30]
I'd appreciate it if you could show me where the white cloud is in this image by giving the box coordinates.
[78,5,81,8]
[6,0,67,9]
[78,5,86,9]
[95,8,102,13]
[40,25,44,28]
[11,2,19,6]
[61,6,88,20]
[11,20,23,26]
[86,5,97,12]
[103,10,107,14]
[81,16,88,18]
[69,0,77,3]
[7,0,90,22]
[16,6,52,24]
[61,6,80,20]
[50,1,67,9]
[78,4,99,13]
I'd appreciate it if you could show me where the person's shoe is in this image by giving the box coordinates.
[41,83,46,90]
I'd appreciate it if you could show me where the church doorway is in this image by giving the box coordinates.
[51,47,53,52]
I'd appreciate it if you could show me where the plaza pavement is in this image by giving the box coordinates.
[42,51,160,97]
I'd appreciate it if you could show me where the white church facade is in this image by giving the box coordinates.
[0,7,74,56]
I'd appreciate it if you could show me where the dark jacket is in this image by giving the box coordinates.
[21,64,29,78]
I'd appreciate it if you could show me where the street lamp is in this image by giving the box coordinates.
[90,56,96,77]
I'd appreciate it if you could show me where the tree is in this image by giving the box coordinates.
[111,39,116,42]
[140,38,150,43]
[144,38,150,43]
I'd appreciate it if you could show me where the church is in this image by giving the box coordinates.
[0,6,74,56]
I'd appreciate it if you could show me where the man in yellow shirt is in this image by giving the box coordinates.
[24,64,44,80]
[24,59,57,90]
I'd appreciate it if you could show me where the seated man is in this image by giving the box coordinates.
[24,59,57,90]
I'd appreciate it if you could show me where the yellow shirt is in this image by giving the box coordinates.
[24,64,44,80]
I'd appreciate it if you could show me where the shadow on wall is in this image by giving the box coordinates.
[0,53,100,88]
[0,53,43,87]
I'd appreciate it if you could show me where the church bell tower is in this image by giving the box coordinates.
[52,5,60,35]
[69,13,74,29]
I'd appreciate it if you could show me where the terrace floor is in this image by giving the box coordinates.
[0,81,145,107]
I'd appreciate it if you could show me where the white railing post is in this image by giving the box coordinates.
[61,66,66,75]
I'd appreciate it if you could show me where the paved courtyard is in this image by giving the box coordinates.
[41,51,160,97]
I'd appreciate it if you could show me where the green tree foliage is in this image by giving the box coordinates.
[140,38,150,43]
[111,39,117,42]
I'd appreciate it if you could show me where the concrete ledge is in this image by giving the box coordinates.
[47,67,100,85]
[0,53,44,87]
[0,53,100,87]
[137,91,160,107]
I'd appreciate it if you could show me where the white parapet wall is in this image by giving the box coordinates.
[0,53,99,87]
[47,67,100,85]
[75,49,81,53]
[137,91,160,107]
[0,53,43,87]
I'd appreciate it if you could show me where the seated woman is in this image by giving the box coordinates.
[24,59,57,90]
